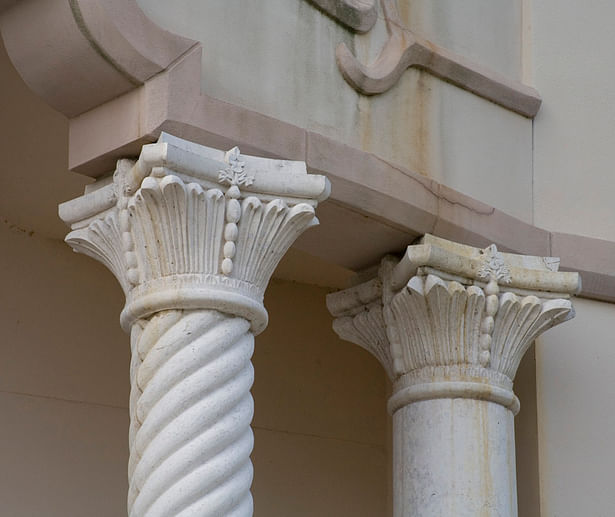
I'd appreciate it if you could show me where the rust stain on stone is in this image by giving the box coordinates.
[406,69,433,179]
[480,402,494,517]
[358,95,373,152]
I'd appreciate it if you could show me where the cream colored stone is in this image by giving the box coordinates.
[60,134,329,517]
[0,37,89,240]
[337,0,540,117]
[327,234,580,516]
[2,4,615,517]
[0,0,195,117]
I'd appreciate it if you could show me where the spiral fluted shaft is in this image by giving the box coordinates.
[126,309,255,517]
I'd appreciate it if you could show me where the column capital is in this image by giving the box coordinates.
[328,234,580,414]
[59,132,330,334]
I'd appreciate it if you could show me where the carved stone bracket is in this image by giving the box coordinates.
[336,0,542,117]
[327,234,579,516]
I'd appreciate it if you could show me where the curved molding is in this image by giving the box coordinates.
[0,0,196,117]
[388,380,520,415]
[336,0,542,118]
[307,0,377,33]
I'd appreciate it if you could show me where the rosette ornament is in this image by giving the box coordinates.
[327,235,580,517]
[59,133,329,517]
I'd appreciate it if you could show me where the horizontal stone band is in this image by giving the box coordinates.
[121,284,268,334]
[387,380,521,416]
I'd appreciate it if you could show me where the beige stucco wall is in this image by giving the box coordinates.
[531,0,615,241]
[0,222,130,516]
[529,2,615,515]
[535,298,615,517]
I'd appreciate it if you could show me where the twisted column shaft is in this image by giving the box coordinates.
[127,309,254,517]
[60,134,329,516]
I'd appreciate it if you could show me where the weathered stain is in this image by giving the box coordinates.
[337,0,542,117]
[357,71,435,181]
[413,71,433,178]
[449,398,456,516]
[479,402,494,517]
[2,217,35,237]
[349,0,435,180]
[358,94,373,152]
[398,0,412,30]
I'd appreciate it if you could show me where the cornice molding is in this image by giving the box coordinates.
[327,235,580,414]
[336,0,541,117]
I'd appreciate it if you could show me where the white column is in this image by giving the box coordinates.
[59,133,329,517]
[327,235,579,517]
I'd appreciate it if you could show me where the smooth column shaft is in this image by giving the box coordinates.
[393,398,517,517]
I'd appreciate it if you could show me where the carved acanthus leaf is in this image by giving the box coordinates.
[327,236,579,413]
[66,213,129,292]
[329,260,576,384]
[61,135,328,331]
[234,197,316,288]
[68,148,322,289]
[388,275,487,377]
[128,175,226,282]
[491,293,572,379]
[332,304,394,379]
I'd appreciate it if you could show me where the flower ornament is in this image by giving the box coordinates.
[477,244,512,284]
[218,147,254,187]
